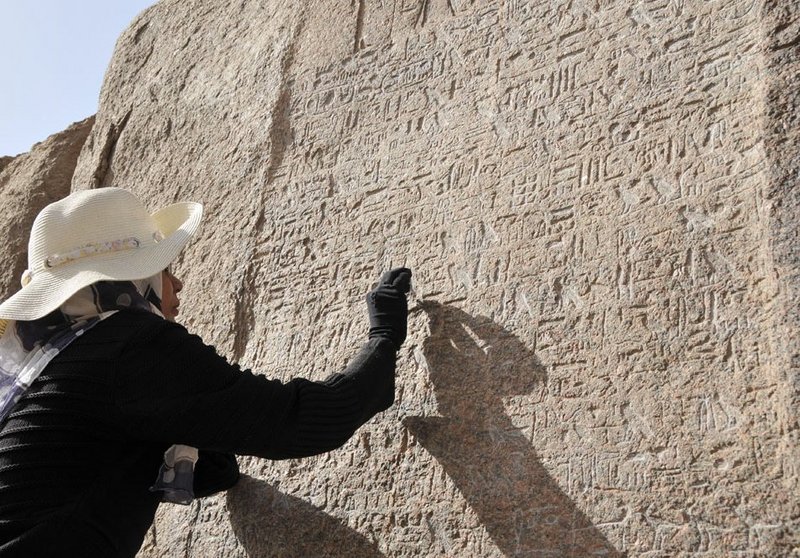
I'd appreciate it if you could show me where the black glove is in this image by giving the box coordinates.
[366,268,412,349]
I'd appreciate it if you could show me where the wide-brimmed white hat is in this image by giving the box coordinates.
[0,187,203,321]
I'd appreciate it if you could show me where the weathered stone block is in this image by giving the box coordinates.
[0,117,94,301]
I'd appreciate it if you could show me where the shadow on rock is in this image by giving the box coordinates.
[226,475,385,558]
[404,302,622,557]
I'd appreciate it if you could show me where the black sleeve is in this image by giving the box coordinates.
[193,451,240,498]
[111,317,396,459]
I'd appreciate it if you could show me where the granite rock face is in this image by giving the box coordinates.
[0,118,94,301]
[10,0,794,555]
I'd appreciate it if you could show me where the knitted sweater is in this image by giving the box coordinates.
[0,310,396,557]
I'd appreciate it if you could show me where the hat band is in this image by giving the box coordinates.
[21,237,144,288]
[44,236,142,270]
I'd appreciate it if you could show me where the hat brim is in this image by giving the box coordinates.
[0,201,202,321]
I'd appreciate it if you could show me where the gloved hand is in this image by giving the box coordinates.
[366,268,412,349]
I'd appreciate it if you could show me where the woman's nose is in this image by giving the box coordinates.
[173,275,183,293]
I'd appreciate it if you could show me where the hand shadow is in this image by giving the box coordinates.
[404,302,622,557]
[226,475,385,558]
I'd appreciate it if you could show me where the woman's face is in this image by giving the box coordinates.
[160,268,183,322]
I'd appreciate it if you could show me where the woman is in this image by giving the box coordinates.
[0,188,411,557]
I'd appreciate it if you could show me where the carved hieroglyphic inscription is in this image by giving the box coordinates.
[240,2,795,556]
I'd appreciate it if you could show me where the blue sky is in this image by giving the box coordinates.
[0,1,157,157]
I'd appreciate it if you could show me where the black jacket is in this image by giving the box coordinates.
[0,310,396,557]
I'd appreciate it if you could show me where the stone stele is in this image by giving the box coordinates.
[4,0,800,556]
